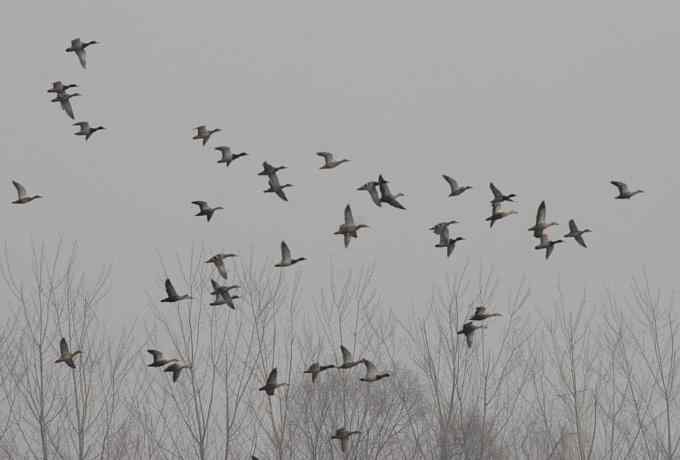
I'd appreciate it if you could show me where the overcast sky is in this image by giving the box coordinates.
[1,1,678,323]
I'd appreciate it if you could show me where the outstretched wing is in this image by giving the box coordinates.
[344,205,354,226]
[568,219,578,233]
[466,332,473,348]
[489,182,502,199]
[363,359,377,380]
[610,181,629,194]
[12,180,27,199]
[317,152,333,161]
[60,337,69,354]
[165,279,179,298]
[536,201,546,225]
[192,201,208,212]
[147,349,163,361]
[266,368,278,386]
[442,174,458,192]
[340,345,352,363]
[280,241,291,261]
[76,48,87,68]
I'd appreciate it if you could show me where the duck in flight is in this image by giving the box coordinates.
[258,368,289,396]
[378,174,406,209]
[563,219,591,248]
[55,337,81,368]
[442,175,472,197]
[336,345,363,370]
[434,225,464,258]
[534,233,563,260]
[469,306,502,321]
[205,253,237,280]
[489,182,516,204]
[73,121,105,140]
[51,92,80,119]
[611,181,644,199]
[274,241,306,267]
[214,146,248,167]
[528,201,558,238]
[11,180,42,204]
[457,322,487,348]
[264,172,293,202]
[192,125,221,146]
[192,201,223,222]
[359,359,390,382]
[334,205,369,248]
[147,349,178,367]
[486,202,517,228]
[161,278,192,303]
[47,81,78,94]
[258,161,287,177]
[66,38,98,68]
[317,152,350,170]
[303,362,335,383]
[357,181,382,207]
[331,428,361,453]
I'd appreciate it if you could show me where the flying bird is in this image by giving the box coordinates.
[66,38,98,68]
[434,225,465,258]
[274,241,306,267]
[205,253,237,280]
[489,182,516,204]
[51,92,80,119]
[303,362,335,383]
[331,428,361,453]
[164,361,191,383]
[161,278,192,303]
[429,220,458,235]
[336,345,362,369]
[264,173,293,202]
[209,279,239,309]
[442,175,472,197]
[469,306,502,321]
[258,368,289,396]
[191,201,223,222]
[11,180,42,204]
[334,205,369,248]
[55,338,81,368]
[378,174,406,209]
[47,81,77,95]
[457,322,487,348]
[73,121,105,140]
[528,201,558,238]
[359,359,390,382]
[534,233,563,260]
[147,350,178,367]
[258,161,287,177]
[214,146,248,166]
[611,181,644,199]
[563,219,591,248]
[486,202,517,228]
[193,125,221,146]
[317,152,350,170]
[357,181,382,207]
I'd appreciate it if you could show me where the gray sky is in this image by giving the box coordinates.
[1,1,678,321]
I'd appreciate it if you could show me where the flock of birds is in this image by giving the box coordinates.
[14,36,646,457]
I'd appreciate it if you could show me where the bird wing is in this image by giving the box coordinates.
[61,99,75,119]
[317,152,333,161]
[60,337,69,354]
[363,359,377,380]
[568,219,578,233]
[611,181,629,194]
[192,201,208,212]
[575,233,587,248]
[491,202,501,214]
[343,233,351,248]
[12,180,27,199]
[147,349,163,361]
[340,437,349,453]
[73,121,89,130]
[280,241,291,262]
[76,49,87,68]
[340,345,352,363]
[366,185,382,207]
[216,261,228,280]
[489,182,503,199]
[194,125,207,135]
[275,188,288,201]
[442,174,458,192]
[165,279,179,298]
[266,368,278,386]
[344,205,354,226]
[536,201,546,225]
[475,306,486,316]
[466,332,473,348]
[546,244,554,259]
[210,279,222,293]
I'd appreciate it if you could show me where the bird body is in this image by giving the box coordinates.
[486,202,517,227]
[55,337,81,368]
[378,174,406,209]
[357,181,382,207]
[534,233,563,259]
[317,152,349,169]
[489,182,516,204]
[164,361,191,382]
[334,205,369,248]
[274,241,306,267]
[192,201,223,222]
[47,81,77,94]
[11,180,42,204]
[209,279,239,309]
[147,349,178,367]
[258,161,287,177]
[564,219,591,248]
[457,322,487,348]
[469,306,502,321]
[336,345,362,369]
